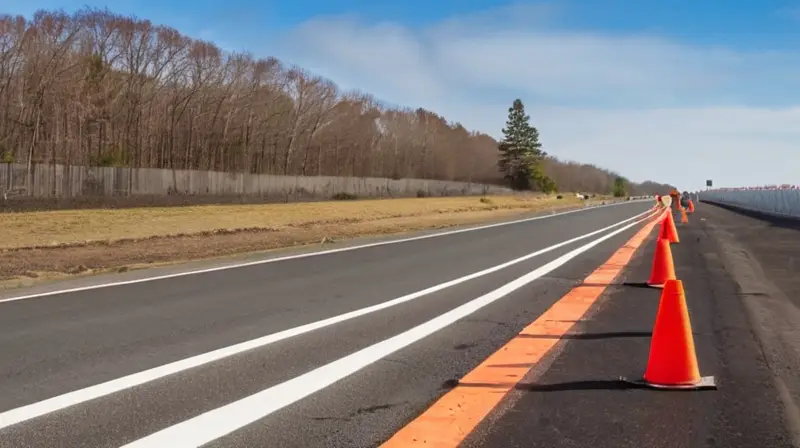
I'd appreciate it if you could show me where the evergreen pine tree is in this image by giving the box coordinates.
[613,176,628,197]
[497,99,554,191]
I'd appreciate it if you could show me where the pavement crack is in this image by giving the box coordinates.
[353,402,402,415]
[310,415,352,422]
[308,401,411,424]
[463,318,514,329]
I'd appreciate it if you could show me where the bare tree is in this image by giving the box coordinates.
[0,7,671,198]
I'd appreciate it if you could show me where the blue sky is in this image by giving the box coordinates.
[6,0,800,189]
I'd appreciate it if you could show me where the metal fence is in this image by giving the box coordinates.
[0,163,510,201]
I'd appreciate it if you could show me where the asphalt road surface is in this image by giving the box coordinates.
[2,200,795,448]
[0,200,653,447]
[464,202,799,448]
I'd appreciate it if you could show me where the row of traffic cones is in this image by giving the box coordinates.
[647,201,696,286]
[679,199,694,223]
[623,208,716,390]
[653,194,695,215]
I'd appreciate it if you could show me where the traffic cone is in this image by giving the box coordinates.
[688,200,695,213]
[647,238,676,288]
[659,211,680,243]
[680,208,689,224]
[622,280,716,390]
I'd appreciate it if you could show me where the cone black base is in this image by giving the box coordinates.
[619,375,717,390]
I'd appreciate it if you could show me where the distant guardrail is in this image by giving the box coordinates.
[698,185,800,219]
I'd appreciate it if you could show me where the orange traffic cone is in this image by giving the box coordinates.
[688,200,695,213]
[623,280,716,390]
[659,211,680,243]
[680,208,689,224]
[648,238,676,288]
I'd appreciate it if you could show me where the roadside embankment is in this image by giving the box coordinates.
[0,194,616,286]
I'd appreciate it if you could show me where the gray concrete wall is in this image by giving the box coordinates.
[699,188,800,219]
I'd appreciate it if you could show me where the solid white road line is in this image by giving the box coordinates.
[0,208,655,431]
[0,199,649,304]
[120,208,656,447]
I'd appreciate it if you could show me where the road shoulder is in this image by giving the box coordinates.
[695,202,800,446]
[463,208,793,448]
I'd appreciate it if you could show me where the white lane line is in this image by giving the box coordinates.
[120,207,655,447]
[0,200,649,304]
[0,208,654,431]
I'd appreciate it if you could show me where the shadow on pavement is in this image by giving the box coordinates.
[518,331,652,340]
[576,282,659,289]
[620,282,659,289]
[457,379,643,392]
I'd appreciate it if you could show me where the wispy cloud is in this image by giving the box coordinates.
[270,5,800,189]
[11,1,793,188]
[774,5,800,21]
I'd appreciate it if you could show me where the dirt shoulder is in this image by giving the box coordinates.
[0,194,615,286]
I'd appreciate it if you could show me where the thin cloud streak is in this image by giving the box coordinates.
[271,8,800,189]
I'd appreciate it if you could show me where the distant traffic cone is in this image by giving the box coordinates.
[647,238,676,288]
[622,280,716,390]
[688,200,695,213]
[659,211,680,243]
[680,208,689,223]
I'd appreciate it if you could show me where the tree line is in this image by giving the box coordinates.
[0,8,673,197]
[496,99,659,197]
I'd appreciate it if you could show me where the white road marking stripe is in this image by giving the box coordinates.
[0,200,648,304]
[120,209,655,447]
[0,209,654,430]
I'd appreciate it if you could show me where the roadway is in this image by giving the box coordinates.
[463,201,798,448]
[0,199,796,447]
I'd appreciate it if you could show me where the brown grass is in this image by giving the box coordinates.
[0,194,613,285]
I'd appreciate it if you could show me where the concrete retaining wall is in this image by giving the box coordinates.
[699,189,800,219]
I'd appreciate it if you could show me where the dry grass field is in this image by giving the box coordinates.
[0,194,614,286]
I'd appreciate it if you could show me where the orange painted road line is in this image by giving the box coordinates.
[381,210,664,448]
